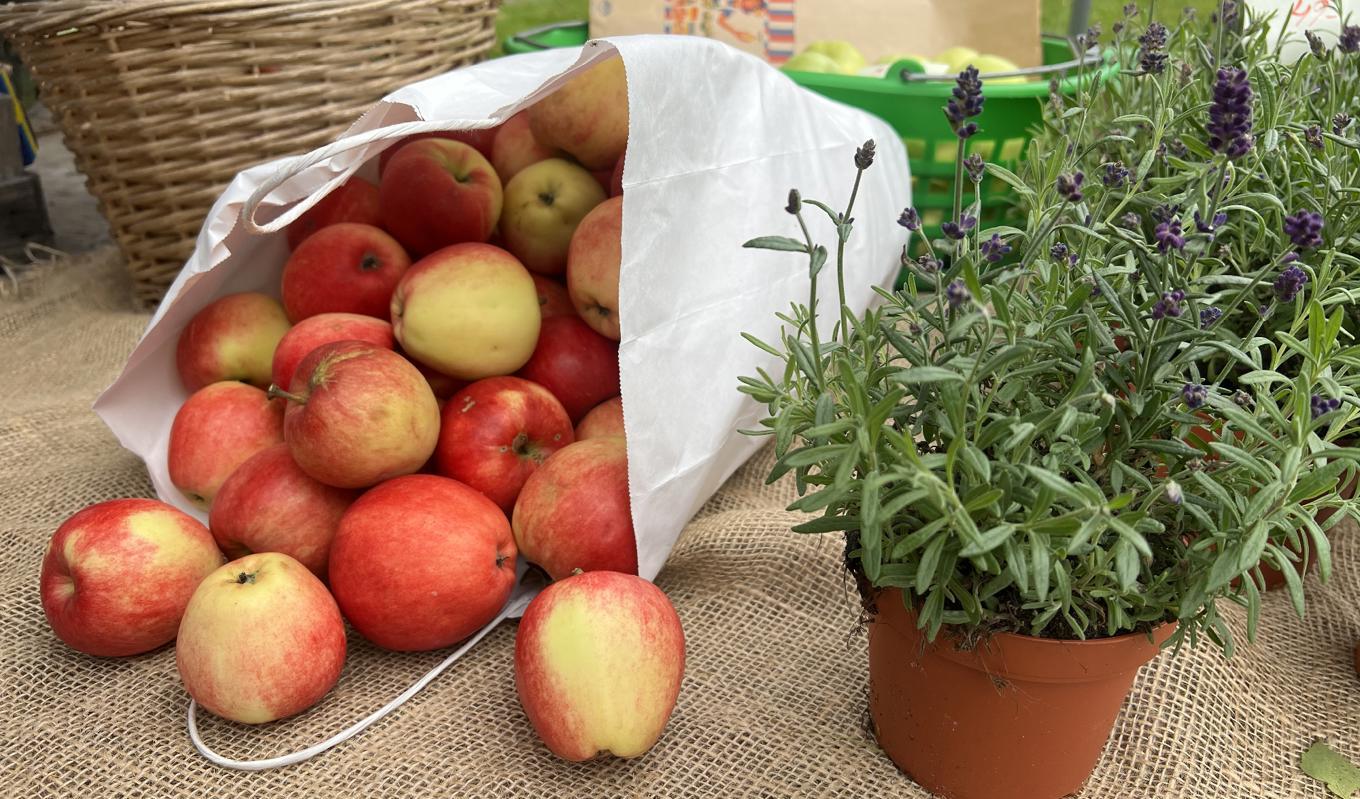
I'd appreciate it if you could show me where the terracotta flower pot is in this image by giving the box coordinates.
[1259,463,1357,590]
[868,589,1173,799]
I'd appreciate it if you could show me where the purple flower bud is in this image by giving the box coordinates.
[946,279,971,309]
[785,189,802,215]
[1306,30,1328,60]
[980,234,1012,263]
[1233,389,1253,408]
[1311,394,1342,419]
[944,67,985,140]
[1051,242,1069,261]
[915,255,942,274]
[897,207,921,231]
[1113,20,1125,35]
[941,214,977,240]
[1119,212,1142,230]
[1123,2,1139,18]
[1057,172,1085,203]
[1151,204,1179,224]
[1103,161,1130,188]
[964,153,986,184]
[1342,25,1360,53]
[1334,113,1353,136]
[1200,306,1223,328]
[1273,265,1309,303]
[1283,210,1324,250]
[1154,218,1186,253]
[1182,383,1208,410]
[855,139,876,170]
[1207,67,1254,159]
[1151,290,1185,320]
[1305,125,1325,150]
[1139,22,1169,75]
[1214,1,1239,28]
[1194,211,1228,234]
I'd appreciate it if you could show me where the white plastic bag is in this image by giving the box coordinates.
[91,34,910,765]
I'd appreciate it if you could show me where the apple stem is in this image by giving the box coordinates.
[571,568,584,576]
[266,385,307,405]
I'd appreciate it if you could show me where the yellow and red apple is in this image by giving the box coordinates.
[40,498,224,657]
[499,158,607,276]
[379,138,503,257]
[167,381,284,510]
[280,222,411,322]
[273,340,440,489]
[528,57,629,171]
[434,376,575,513]
[512,437,636,579]
[270,312,394,390]
[576,396,625,441]
[208,444,358,579]
[492,110,562,183]
[567,195,622,340]
[514,570,684,761]
[390,242,541,380]
[176,292,290,392]
[328,474,519,651]
[176,552,346,724]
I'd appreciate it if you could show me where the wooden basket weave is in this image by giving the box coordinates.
[0,0,501,307]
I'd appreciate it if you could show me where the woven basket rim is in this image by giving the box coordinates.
[0,0,487,36]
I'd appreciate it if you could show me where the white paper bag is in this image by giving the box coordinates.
[93,34,909,590]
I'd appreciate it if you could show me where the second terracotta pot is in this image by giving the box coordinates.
[868,589,1173,799]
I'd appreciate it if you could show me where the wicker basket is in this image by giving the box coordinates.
[0,0,500,307]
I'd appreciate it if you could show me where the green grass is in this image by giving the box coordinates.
[496,1,1221,53]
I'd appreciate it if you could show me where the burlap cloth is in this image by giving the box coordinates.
[2,249,1358,799]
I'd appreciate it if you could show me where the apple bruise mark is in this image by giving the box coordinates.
[359,252,382,272]
[460,396,476,413]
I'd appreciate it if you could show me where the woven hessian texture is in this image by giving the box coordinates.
[2,249,1358,798]
[0,0,500,308]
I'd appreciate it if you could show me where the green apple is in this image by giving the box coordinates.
[973,54,1026,84]
[781,51,841,74]
[804,40,866,75]
[936,46,980,73]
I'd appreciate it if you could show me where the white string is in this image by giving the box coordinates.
[187,593,531,771]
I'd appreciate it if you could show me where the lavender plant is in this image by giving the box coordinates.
[738,7,1360,652]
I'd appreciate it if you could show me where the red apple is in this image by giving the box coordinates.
[511,437,636,579]
[176,292,291,392]
[567,195,622,340]
[533,274,577,319]
[492,110,561,183]
[39,499,225,657]
[434,376,574,512]
[208,444,358,579]
[576,396,624,441]
[379,138,503,257]
[270,312,394,390]
[274,340,440,488]
[280,223,411,322]
[515,570,684,761]
[499,158,607,276]
[176,552,346,724]
[378,128,499,174]
[285,177,381,250]
[328,475,519,651]
[168,381,284,510]
[390,243,541,380]
[517,315,620,422]
[529,57,629,170]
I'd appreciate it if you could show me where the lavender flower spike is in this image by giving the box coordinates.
[897,207,921,231]
[1154,218,1186,253]
[1151,289,1185,320]
[1206,67,1254,159]
[1200,307,1223,328]
[1342,25,1360,53]
[1283,210,1324,250]
[1139,22,1169,74]
[980,234,1012,263]
[946,280,971,309]
[944,67,984,140]
[1182,383,1208,410]
[1057,172,1085,203]
[1311,394,1342,419]
[1103,161,1130,188]
[941,214,977,240]
[1273,265,1309,303]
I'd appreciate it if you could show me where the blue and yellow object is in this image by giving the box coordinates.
[1,68,38,166]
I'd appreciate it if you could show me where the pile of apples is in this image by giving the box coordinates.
[37,56,686,762]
